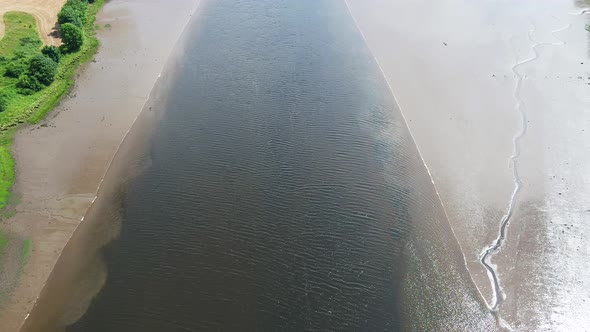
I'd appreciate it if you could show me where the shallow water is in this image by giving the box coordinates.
[56,0,493,330]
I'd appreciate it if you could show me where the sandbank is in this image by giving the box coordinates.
[345,0,590,329]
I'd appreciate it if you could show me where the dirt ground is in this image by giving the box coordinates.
[0,0,67,45]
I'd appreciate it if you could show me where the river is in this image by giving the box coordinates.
[26,0,496,330]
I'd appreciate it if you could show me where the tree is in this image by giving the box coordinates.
[28,55,58,86]
[65,0,89,12]
[41,45,61,63]
[58,6,83,28]
[57,0,87,28]
[60,23,84,52]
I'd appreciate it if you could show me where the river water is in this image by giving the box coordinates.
[55,0,493,330]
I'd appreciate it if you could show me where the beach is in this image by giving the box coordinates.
[0,0,200,330]
[345,0,590,329]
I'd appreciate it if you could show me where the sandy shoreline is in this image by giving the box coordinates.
[345,0,590,330]
[0,0,200,330]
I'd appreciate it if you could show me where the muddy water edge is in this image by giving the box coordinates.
[18,54,183,332]
[24,0,495,331]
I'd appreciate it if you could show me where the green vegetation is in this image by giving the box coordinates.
[21,238,32,264]
[0,95,7,113]
[60,23,84,52]
[57,0,88,28]
[0,232,6,256]
[0,1,104,212]
[17,54,58,93]
[0,1,104,262]
[41,45,62,64]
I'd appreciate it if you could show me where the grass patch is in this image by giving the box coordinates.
[0,0,105,212]
[0,232,7,256]
[21,238,32,264]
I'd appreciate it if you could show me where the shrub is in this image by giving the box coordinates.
[66,0,89,12]
[4,60,28,78]
[57,0,88,28]
[19,36,41,47]
[60,23,84,52]
[28,55,58,86]
[41,45,62,63]
[57,6,84,28]
[0,94,7,112]
[17,74,43,93]
[12,50,27,60]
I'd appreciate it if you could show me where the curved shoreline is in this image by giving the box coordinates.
[0,0,202,330]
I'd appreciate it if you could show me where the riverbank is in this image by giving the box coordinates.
[345,0,590,329]
[0,1,104,212]
[0,0,200,330]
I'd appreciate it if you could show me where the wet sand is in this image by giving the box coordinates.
[345,0,590,330]
[0,0,200,330]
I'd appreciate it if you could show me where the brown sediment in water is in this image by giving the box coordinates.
[19,85,164,332]
[0,0,200,330]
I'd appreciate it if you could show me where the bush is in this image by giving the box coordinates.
[57,0,88,28]
[57,6,84,28]
[41,45,62,63]
[17,74,43,93]
[66,0,89,11]
[12,50,28,60]
[60,23,84,52]
[19,36,42,47]
[4,60,28,78]
[28,55,58,86]
[0,95,7,112]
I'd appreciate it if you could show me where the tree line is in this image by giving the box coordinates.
[3,0,90,96]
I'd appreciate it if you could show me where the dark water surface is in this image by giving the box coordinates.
[65,0,474,331]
